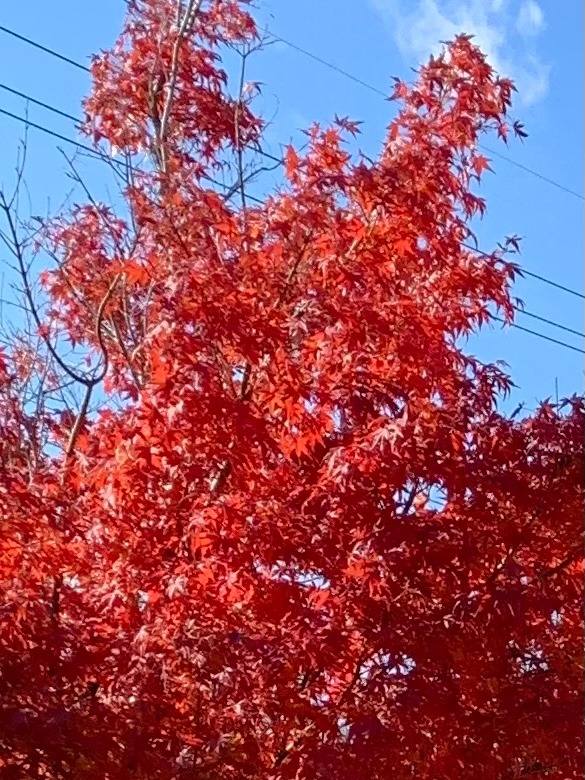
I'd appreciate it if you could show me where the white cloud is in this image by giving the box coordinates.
[516,0,545,36]
[371,0,549,106]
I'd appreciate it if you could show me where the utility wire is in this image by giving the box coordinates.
[0,81,81,124]
[0,82,585,298]
[2,80,583,305]
[0,106,104,161]
[492,317,584,354]
[2,98,583,337]
[480,146,585,201]
[0,23,90,73]
[269,32,383,97]
[465,244,585,301]
[0,81,282,167]
[2,107,582,356]
[516,309,584,339]
[1,21,582,202]
[0,20,582,354]
[3,55,584,350]
[267,31,584,203]
[10,78,582,316]
[0,106,242,196]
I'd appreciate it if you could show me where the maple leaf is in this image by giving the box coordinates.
[284,145,301,179]
[389,77,409,101]
[472,154,492,177]
[333,114,363,137]
[124,260,149,285]
[513,120,529,139]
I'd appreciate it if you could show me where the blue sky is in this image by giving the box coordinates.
[0,0,582,411]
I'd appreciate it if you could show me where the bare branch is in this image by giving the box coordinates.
[155,0,204,175]
[63,272,121,463]
[0,190,91,386]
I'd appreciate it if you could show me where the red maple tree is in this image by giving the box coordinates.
[0,1,583,778]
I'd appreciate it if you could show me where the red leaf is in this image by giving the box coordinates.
[284,145,300,178]
[472,154,492,176]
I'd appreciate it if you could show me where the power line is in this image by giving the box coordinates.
[0,23,90,73]
[2,79,582,299]
[0,81,281,167]
[2,83,583,308]
[268,31,384,97]
[1,21,582,203]
[0,81,81,125]
[480,147,585,202]
[2,99,583,345]
[465,244,585,301]
[513,268,584,300]
[0,106,109,162]
[515,309,584,339]
[3,80,584,297]
[3,79,583,308]
[267,31,584,203]
[492,317,584,355]
[0,106,244,197]
[1,11,583,351]
[1,108,582,356]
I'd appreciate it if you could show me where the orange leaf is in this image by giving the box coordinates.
[473,154,492,176]
[284,146,300,178]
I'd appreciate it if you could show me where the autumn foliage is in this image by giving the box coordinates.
[0,1,583,778]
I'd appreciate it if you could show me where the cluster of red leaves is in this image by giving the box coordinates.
[84,0,261,164]
[0,3,583,778]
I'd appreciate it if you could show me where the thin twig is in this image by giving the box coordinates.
[156,0,204,175]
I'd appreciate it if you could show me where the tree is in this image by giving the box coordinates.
[0,1,582,778]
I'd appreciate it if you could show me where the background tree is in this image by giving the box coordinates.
[0,1,583,778]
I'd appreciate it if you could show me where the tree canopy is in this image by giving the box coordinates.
[0,1,582,778]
